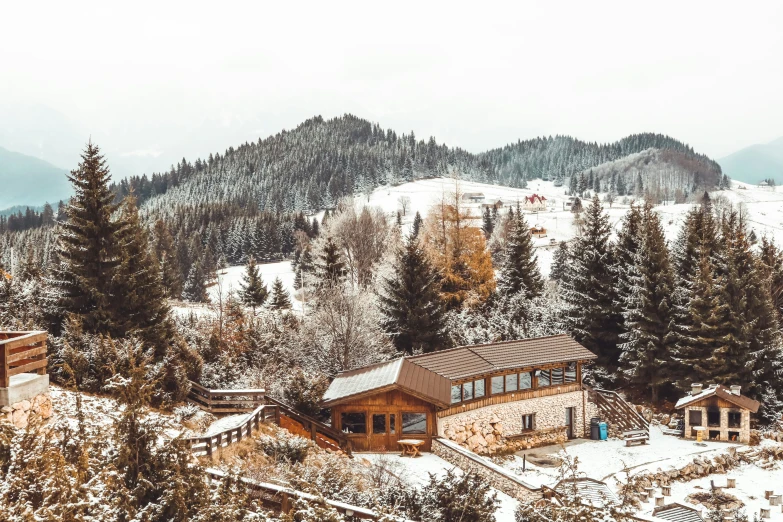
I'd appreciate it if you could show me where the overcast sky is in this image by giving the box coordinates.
[1,0,781,175]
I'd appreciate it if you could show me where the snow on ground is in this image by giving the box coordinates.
[208,261,299,310]
[500,426,741,488]
[360,452,520,521]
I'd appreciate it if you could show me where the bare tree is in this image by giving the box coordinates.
[397,195,412,216]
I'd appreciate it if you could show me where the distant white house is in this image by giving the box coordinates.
[462,192,486,202]
[523,194,547,211]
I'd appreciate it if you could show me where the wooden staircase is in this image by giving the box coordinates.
[186,381,352,456]
[587,387,649,435]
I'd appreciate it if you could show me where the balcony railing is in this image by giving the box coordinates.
[0,331,48,388]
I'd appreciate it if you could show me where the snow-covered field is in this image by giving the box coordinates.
[175,177,783,314]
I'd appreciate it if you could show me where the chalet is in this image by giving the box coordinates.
[462,192,486,202]
[530,226,547,238]
[675,383,760,444]
[523,194,547,211]
[321,334,598,453]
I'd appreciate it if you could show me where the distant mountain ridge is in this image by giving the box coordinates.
[719,137,783,185]
[110,114,721,215]
[0,146,71,210]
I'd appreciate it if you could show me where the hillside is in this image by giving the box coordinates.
[719,136,783,184]
[0,146,71,210]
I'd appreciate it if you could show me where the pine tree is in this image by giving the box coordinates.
[614,205,643,308]
[49,142,123,334]
[497,210,543,299]
[619,204,677,403]
[293,246,315,290]
[550,241,570,283]
[482,207,494,238]
[151,219,183,298]
[411,211,423,239]
[111,196,174,357]
[380,234,447,354]
[269,277,291,310]
[238,256,268,312]
[317,237,347,287]
[562,195,623,377]
[182,261,208,302]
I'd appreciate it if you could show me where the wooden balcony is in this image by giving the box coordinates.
[0,331,48,388]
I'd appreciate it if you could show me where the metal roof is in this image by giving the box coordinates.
[675,384,760,413]
[321,358,452,408]
[409,334,596,381]
[653,503,704,522]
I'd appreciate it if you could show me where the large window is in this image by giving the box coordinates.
[707,409,720,427]
[519,372,532,390]
[451,385,462,404]
[551,367,564,385]
[389,414,396,434]
[565,362,577,383]
[402,413,427,434]
[491,376,504,394]
[728,411,741,429]
[373,414,386,434]
[463,381,474,401]
[689,410,702,426]
[505,373,518,392]
[475,379,485,398]
[539,369,551,387]
[341,412,366,434]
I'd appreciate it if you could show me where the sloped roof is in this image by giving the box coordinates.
[653,503,704,522]
[675,384,760,413]
[409,334,596,381]
[554,478,618,507]
[321,358,452,408]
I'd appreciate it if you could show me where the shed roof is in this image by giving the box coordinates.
[554,478,618,507]
[409,334,596,381]
[675,384,760,413]
[321,358,452,408]
[652,503,704,522]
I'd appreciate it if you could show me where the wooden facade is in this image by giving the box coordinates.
[330,389,438,452]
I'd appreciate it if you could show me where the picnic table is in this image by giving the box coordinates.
[398,439,425,458]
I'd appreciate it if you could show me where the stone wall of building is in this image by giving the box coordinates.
[438,390,591,454]
[0,392,53,429]
[683,406,750,444]
[432,438,542,503]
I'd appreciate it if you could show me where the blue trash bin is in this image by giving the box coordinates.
[599,422,608,440]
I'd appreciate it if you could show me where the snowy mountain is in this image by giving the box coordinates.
[719,136,783,185]
[0,146,71,210]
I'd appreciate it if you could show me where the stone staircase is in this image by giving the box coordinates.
[587,387,649,437]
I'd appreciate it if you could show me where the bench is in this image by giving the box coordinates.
[624,429,649,446]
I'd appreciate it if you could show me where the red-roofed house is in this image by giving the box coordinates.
[523,194,547,211]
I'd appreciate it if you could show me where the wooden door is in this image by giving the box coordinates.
[565,407,575,439]
[369,413,391,451]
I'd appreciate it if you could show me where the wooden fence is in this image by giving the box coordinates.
[184,404,280,456]
[204,468,409,520]
[187,381,266,414]
[0,331,48,388]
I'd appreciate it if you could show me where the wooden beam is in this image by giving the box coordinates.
[0,332,47,350]
[6,346,47,364]
[8,358,48,376]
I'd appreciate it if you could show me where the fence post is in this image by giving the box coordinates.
[0,345,8,388]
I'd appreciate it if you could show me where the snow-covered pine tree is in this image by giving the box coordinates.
[152,219,184,298]
[182,261,208,303]
[269,277,292,310]
[48,142,123,334]
[379,233,447,354]
[497,209,543,299]
[316,236,347,288]
[482,207,494,238]
[411,211,423,239]
[562,195,623,378]
[618,204,676,403]
[238,256,268,312]
[550,241,570,283]
[111,195,174,358]
[614,204,643,313]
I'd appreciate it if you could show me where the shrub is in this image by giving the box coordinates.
[258,433,311,464]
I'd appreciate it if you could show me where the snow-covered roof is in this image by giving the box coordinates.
[554,478,618,507]
[651,503,704,522]
[674,384,760,413]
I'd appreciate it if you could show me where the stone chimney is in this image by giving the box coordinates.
[730,385,741,396]
[691,383,703,395]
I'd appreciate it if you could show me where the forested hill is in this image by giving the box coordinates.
[113,114,722,214]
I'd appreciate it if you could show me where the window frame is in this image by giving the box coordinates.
[401,412,428,435]
[341,411,367,435]
[372,413,387,434]
[521,413,535,432]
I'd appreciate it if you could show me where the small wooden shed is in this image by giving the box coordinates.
[675,384,760,444]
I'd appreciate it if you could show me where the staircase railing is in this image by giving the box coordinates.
[187,381,265,414]
[183,403,280,456]
[264,396,352,456]
[588,386,649,434]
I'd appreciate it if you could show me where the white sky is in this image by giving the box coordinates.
[1,0,781,174]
